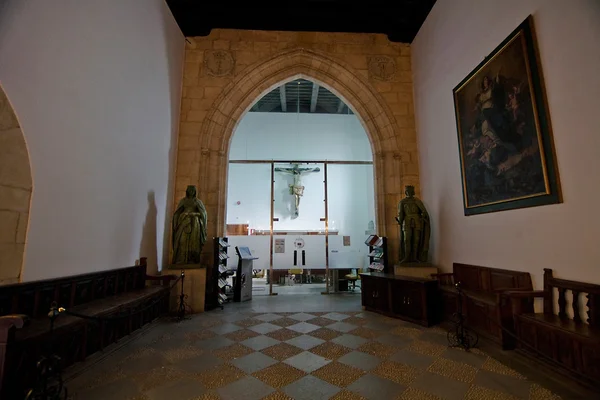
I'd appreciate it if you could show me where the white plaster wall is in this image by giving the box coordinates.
[229,112,373,161]
[412,0,600,287]
[0,0,185,280]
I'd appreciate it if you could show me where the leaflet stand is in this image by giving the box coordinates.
[234,246,258,302]
[365,235,388,273]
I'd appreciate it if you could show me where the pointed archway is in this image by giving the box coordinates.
[190,47,415,265]
[0,85,32,284]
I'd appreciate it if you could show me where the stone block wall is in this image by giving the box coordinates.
[0,86,32,284]
[174,29,421,266]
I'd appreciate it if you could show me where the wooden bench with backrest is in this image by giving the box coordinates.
[433,263,533,349]
[0,257,176,398]
[509,268,600,388]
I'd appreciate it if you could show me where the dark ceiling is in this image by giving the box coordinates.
[166,1,437,43]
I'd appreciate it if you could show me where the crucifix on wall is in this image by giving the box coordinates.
[274,164,320,218]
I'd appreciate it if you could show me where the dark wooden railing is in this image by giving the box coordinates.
[509,268,600,389]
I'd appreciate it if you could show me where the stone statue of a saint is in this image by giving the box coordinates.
[172,185,208,265]
[396,185,431,264]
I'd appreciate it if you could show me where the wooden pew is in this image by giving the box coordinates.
[0,258,176,398]
[433,263,533,349]
[509,269,600,388]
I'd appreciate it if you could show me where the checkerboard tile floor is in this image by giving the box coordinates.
[66,311,561,400]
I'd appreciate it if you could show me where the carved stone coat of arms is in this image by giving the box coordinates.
[204,50,235,77]
[368,55,396,81]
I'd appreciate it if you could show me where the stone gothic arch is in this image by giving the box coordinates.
[193,47,414,264]
[0,85,32,285]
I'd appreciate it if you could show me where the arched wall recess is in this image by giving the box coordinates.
[0,84,33,285]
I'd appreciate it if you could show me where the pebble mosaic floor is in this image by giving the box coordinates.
[65,309,563,400]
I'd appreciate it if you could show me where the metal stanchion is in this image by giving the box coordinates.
[447,282,479,351]
[176,270,190,322]
[24,302,68,400]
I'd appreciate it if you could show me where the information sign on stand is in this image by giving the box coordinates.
[234,246,259,302]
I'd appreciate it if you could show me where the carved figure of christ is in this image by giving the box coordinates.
[274,164,321,217]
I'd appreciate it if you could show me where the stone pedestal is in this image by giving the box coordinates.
[167,264,206,314]
[394,263,438,279]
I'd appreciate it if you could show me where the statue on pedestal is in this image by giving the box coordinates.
[172,185,207,265]
[396,185,430,264]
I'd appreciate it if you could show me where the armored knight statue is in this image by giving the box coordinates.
[172,185,208,265]
[396,185,431,264]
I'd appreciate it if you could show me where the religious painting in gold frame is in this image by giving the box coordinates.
[453,16,560,216]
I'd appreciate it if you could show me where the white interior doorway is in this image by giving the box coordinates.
[225,78,376,296]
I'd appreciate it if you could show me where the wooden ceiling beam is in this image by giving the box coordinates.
[279,85,287,112]
[310,83,320,113]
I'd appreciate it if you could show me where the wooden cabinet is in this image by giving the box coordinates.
[374,278,390,312]
[391,280,424,321]
[361,275,389,311]
[360,272,439,327]
[361,277,376,308]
